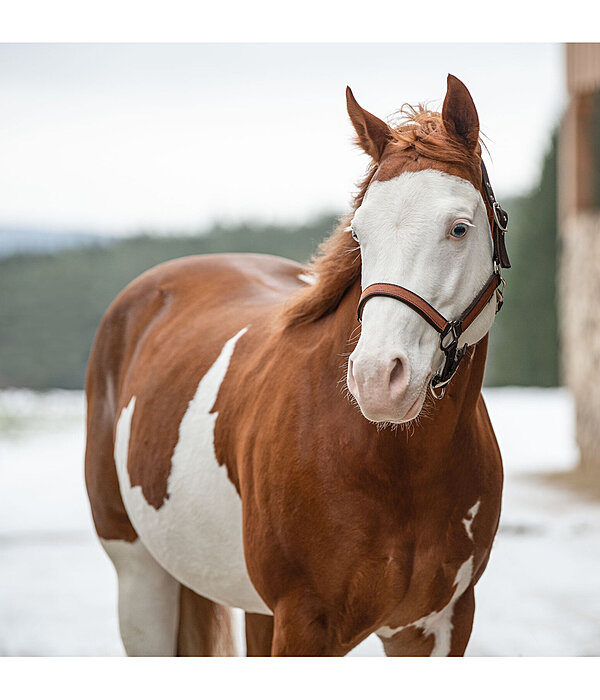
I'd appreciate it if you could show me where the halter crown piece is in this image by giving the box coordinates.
[356,160,510,399]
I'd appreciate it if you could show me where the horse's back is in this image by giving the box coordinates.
[94,252,304,354]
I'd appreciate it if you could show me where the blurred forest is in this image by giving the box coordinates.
[0,217,333,389]
[0,137,558,390]
[485,131,558,386]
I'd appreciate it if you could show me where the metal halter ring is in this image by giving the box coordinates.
[429,381,447,400]
[430,369,454,396]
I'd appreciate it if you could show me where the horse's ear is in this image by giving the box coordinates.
[346,86,393,162]
[442,74,479,151]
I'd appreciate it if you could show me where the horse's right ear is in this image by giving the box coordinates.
[346,87,393,162]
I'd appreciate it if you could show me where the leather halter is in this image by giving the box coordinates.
[356,161,510,398]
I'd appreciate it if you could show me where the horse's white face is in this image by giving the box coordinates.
[346,168,496,424]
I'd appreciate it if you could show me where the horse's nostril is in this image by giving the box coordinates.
[389,357,409,398]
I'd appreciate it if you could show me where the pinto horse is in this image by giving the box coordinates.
[85,75,507,656]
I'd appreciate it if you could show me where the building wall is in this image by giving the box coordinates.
[566,43,600,95]
[560,212,600,476]
[559,43,600,478]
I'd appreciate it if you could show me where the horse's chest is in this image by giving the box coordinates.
[113,328,271,615]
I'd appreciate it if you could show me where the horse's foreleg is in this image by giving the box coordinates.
[102,538,180,656]
[445,586,476,656]
[378,625,436,656]
[378,586,476,657]
[270,592,346,656]
[244,612,274,656]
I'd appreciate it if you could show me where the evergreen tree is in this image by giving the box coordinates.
[486,131,558,386]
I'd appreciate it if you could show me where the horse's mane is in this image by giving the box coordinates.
[281,105,483,327]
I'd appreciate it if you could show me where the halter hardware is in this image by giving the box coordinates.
[493,202,508,233]
[356,160,509,399]
[440,320,462,350]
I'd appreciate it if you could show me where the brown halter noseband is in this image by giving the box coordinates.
[356,161,510,398]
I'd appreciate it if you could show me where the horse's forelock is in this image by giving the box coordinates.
[380,105,483,186]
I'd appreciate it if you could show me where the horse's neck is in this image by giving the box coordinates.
[331,277,489,443]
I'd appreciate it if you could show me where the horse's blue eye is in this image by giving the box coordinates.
[451,223,468,238]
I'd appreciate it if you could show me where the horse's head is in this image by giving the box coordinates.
[346,75,500,425]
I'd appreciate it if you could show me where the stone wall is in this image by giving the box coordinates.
[559,212,600,478]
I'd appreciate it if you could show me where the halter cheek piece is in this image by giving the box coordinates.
[356,160,510,399]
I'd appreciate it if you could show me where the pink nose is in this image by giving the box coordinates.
[347,354,410,418]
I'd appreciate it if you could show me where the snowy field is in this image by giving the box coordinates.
[0,387,598,656]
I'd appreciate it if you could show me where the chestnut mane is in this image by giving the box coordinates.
[281,104,483,327]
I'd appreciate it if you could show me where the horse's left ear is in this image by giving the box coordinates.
[346,86,393,162]
[442,74,479,151]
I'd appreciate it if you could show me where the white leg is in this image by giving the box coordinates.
[101,538,180,656]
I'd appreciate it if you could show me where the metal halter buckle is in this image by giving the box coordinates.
[430,322,465,399]
[496,276,506,306]
[493,202,508,232]
[439,321,461,351]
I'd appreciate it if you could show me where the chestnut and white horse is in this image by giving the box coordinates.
[85,75,505,656]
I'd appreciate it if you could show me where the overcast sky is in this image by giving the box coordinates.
[0,43,565,234]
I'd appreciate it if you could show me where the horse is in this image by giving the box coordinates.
[85,74,508,656]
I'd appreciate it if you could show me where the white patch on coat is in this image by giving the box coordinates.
[114,327,272,615]
[348,170,497,422]
[377,500,481,656]
[101,537,181,656]
[462,500,481,541]
[298,272,317,285]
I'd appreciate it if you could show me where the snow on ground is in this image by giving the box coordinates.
[0,387,598,656]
